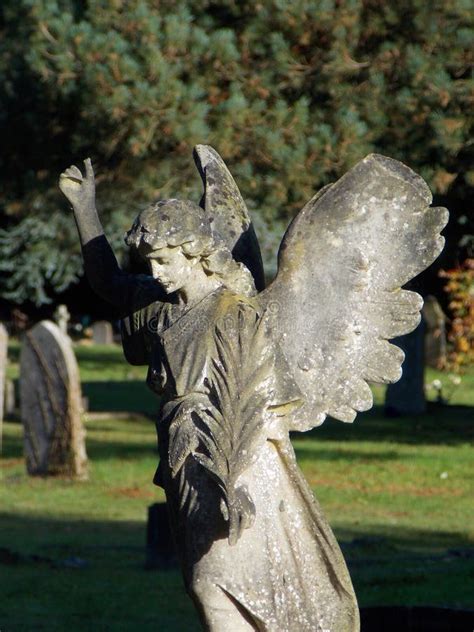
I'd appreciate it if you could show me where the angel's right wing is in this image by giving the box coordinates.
[259,154,448,431]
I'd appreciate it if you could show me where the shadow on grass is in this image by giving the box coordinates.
[0,512,198,632]
[86,437,158,461]
[82,381,160,415]
[1,510,473,631]
[294,444,401,462]
[296,403,474,446]
[8,342,125,365]
[74,345,127,366]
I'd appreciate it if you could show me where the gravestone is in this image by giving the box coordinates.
[145,502,177,570]
[92,320,114,345]
[54,304,70,335]
[385,321,426,416]
[422,295,447,369]
[20,320,88,478]
[0,323,7,425]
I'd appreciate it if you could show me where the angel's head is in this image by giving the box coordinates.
[125,199,255,299]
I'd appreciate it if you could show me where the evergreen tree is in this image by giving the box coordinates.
[0,0,472,305]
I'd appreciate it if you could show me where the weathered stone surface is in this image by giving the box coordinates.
[20,320,88,478]
[422,295,447,369]
[92,320,114,345]
[259,154,448,429]
[60,148,448,632]
[0,323,7,425]
[193,144,265,291]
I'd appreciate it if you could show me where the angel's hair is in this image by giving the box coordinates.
[125,199,256,297]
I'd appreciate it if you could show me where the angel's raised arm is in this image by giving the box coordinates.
[59,159,164,318]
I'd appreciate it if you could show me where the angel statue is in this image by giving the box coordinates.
[60,147,447,632]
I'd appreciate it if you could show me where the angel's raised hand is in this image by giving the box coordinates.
[59,158,95,211]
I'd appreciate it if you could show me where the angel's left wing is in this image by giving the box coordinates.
[193,145,265,291]
[259,154,449,431]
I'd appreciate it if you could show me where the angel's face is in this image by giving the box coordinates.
[147,246,196,294]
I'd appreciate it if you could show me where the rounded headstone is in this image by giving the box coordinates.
[20,320,88,478]
[385,322,426,416]
[422,295,447,369]
[92,320,114,345]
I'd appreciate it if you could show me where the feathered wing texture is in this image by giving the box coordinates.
[193,144,265,291]
[260,154,449,430]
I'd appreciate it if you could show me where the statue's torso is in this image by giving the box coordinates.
[126,289,358,631]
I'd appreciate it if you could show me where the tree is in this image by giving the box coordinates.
[1,0,472,305]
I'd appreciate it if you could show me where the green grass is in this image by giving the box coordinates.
[1,416,195,632]
[2,341,474,630]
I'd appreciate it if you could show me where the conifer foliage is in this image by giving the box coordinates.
[0,1,472,304]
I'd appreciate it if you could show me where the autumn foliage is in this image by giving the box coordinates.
[0,1,472,305]
[440,259,474,370]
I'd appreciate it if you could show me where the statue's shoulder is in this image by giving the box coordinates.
[213,288,261,324]
[160,289,260,351]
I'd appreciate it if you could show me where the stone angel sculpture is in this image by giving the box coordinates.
[60,147,448,632]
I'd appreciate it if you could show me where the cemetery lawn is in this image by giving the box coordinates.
[2,343,474,630]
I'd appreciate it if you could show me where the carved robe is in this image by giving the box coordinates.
[123,288,359,632]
